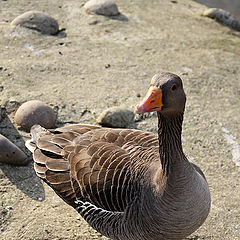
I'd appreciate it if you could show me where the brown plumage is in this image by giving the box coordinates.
[26,73,211,240]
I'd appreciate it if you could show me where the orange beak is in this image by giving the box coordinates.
[136,86,163,114]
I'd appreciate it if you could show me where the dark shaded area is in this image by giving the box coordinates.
[0,113,45,201]
[108,13,128,22]
[56,28,67,38]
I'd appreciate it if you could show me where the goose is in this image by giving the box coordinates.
[26,72,211,240]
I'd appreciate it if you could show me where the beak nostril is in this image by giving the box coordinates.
[150,100,155,104]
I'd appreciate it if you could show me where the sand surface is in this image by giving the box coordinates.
[0,0,240,239]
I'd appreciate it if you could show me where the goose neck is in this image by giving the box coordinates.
[157,111,185,174]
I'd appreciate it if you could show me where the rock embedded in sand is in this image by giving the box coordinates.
[84,0,119,16]
[202,8,240,32]
[15,100,57,132]
[97,107,134,128]
[11,11,59,35]
[0,134,28,165]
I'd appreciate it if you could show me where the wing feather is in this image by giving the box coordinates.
[28,124,159,213]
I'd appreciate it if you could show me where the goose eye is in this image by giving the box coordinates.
[171,84,177,91]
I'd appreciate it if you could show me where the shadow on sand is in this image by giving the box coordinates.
[0,114,45,201]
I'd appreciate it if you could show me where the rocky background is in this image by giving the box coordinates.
[0,0,240,239]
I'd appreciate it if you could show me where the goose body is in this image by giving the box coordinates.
[26,73,211,240]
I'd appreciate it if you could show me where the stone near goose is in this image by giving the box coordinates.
[0,134,28,165]
[25,73,211,240]
[15,100,56,132]
[97,106,135,128]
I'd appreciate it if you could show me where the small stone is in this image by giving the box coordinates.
[84,0,119,16]
[5,206,13,210]
[202,8,240,31]
[11,11,59,35]
[15,100,57,132]
[88,20,99,25]
[5,100,20,114]
[97,107,134,128]
[0,134,28,165]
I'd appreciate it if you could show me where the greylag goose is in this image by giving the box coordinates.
[26,72,211,240]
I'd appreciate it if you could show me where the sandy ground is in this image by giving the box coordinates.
[0,0,240,239]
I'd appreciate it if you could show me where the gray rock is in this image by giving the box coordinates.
[97,107,134,128]
[0,134,28,165]
[15,100,57,132]
[84,0,119,16]
[11,11,59,35]
[202,8,240,31]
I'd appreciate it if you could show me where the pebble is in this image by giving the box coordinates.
[0,134,28,165]
[202,8,240,31]
[97,107,134,128]
[15,100,57,132]
[84,0,119,16]
[11,11,60,35]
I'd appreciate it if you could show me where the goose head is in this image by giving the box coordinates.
[136,72,186,115]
